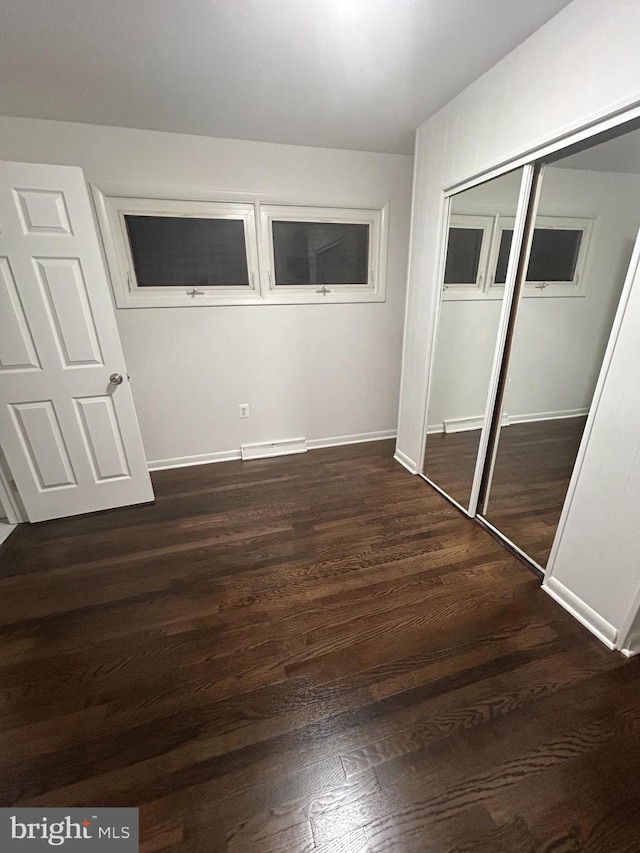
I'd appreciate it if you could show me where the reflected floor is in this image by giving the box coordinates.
[423,429,482,509]
[484,416,586,567]
[425,416,586,567]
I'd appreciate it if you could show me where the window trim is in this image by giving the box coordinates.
[93,189,389,308]
[258,203,388,304]
[93,192,261,308]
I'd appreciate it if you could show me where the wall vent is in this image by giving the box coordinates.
[241,437,307,461]
[443,413,511,434]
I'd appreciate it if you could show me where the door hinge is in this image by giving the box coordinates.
[9,479,18,492]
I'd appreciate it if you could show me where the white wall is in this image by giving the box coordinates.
[427,167,640,429]
[0,116,413,467]
[397,0,640,639]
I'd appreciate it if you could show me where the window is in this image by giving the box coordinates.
[94,194,260,307]
[490,216,592,297]
[441,215,494,298]
[259,204,387,303]
[441,212,592,301]
[94,192,388,307]
[272,221,368,285]
[124,215,250,288]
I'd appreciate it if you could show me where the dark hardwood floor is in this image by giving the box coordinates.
[424,417,587,568]
[1,440,639,852]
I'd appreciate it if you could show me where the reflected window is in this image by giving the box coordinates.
[493,216,591,294]
[442,214,494,297]
[444,228,483,285]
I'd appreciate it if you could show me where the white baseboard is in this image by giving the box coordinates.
[619,629,640,658]
[148,449,242,471]
[543,575,617,650]
[427,407,589,435]
[393,449,418,474]
[148,430,397,472]
[620,645,640,659]
[307,429,396,450]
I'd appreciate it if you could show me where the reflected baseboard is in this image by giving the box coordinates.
[427,407,589,435]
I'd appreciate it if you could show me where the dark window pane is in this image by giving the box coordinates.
[444,227,483,285]
[272,221,369,285]
[125,215,249,287]
[527,229,582,281]
[494,227,582,285]
[494,229,513,284]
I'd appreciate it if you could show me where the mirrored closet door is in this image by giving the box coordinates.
[422,120,640,572]
[422,167,529,510]
[479,129,640,569]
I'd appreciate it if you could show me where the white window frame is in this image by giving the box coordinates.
[488,215,593,298]
[93,190,389,308]
[441,212,593,301]
[258,203,388,304]
[441,214,495,301]
[93,191,262,308]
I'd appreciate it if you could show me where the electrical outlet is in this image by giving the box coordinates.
[239,403,250,419]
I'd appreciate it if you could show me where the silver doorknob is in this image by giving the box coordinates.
[109,373,124,386]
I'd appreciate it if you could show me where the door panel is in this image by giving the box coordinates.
[75,396,131,481]
[14,188,73,234]
[0,160,154,521]
[0,257,41,371]
[35,257,104,366]
[10,400,76,489]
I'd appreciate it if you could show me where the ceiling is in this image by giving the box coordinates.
[0,0,574,155]
[556,128,640,174]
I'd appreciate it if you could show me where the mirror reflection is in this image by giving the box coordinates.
[482,132,640,567]
[422,169,524,508]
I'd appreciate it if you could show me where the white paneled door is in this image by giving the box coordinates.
[0,161,154,521]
